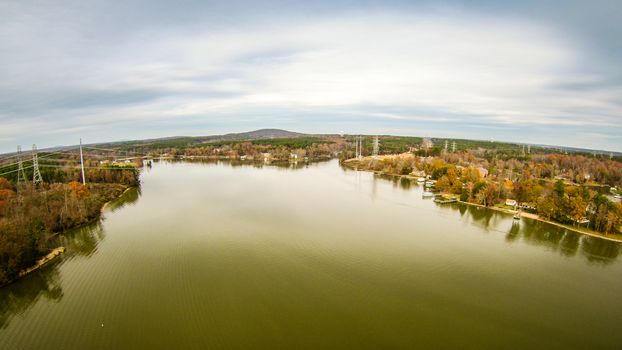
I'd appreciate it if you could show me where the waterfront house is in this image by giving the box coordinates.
[477,167,489,178]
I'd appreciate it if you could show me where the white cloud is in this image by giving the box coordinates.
[1,9,621,151]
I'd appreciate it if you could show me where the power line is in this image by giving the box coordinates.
[0,153,21,162]
[38,164,139,170]
[0,148,79,170]
[0,164,34,178]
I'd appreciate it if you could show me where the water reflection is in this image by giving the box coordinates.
[0,185,141,329]
[507,219,580,257]
[372,174,414,190]
[59,222,105,258]
[344,166,621,266]
[104,186,141,213]
[175,158,331,171]
[505,218,620,264]
[582,237,621,264]
[0,267,63,329]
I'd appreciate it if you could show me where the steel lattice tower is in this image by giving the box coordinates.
[32,144,43,184]
[16,145,27,185]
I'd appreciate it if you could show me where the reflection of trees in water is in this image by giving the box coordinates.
[0,264,63,329]
[0,185,142,329]
[104,186,141,213]
[59,221,105,258]
[436,203,502,233]
[175,158,333,170]
[581,237,621,264]
[458,204,467,216]
[372,174,413,190]
[438,202,620,264]
[399,177,412,190]
[463,206,501,232]
[507,221,521,242]
[270,161,309,170]
[504,216,620,264]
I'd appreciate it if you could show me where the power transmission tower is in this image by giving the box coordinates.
[521,145,525,157]
[354,136,358,159]
[610,152,613,160]
[444,140,448,152]
[32,144,42,184]
[80,138,86,185]
[373,135,379,157]
[16,145,27,186]
[527,145,531,154]
[452,141,456,153]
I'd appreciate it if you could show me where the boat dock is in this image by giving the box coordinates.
[434,197,458,204]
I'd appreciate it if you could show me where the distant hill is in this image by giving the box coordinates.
[215,129,304,141]
[83,129,306,148]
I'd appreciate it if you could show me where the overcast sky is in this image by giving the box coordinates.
[1,0,621,152]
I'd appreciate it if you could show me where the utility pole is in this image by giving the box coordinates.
[359,136,362,158]
[354,136,358,159]
[521,145,525,157]
[16,145,27,186]
[32,144,42,184]
[80,138,86,185]
[373,135,379,158]
[358,136,363,159]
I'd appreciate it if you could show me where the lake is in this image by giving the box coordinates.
[1,160,621,349]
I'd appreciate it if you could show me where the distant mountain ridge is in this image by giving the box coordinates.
[214,129,304,141]
[84,129,308,149]
[1,129,620,156]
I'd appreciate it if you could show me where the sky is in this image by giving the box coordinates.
[1,0,621,153]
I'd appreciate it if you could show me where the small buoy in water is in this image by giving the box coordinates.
[101,323,104,327]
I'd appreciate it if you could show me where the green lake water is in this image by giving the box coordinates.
[1,160,621,349]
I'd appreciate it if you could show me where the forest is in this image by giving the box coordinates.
[147,137,345,161]
[0,167,139,285]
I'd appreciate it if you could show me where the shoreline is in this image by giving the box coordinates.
[342,160,622,243]
[2,185,135,288]
[101,186,135,212]
[17,247,66,278]
[455,199,622,242]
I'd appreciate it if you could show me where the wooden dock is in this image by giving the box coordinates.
[434,198,457,204]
